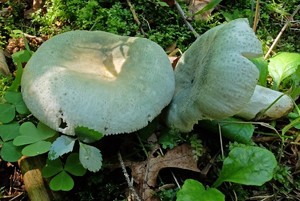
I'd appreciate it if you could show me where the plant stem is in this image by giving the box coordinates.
[252,0,260,32]
[117,152,141,201]
[174,1,200,38]
[264,4,300,59]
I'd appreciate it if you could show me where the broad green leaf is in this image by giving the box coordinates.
[268,52,300,89]
[0,103,15,123]
[177,179,224,201]
[250,57,269,87]
[75,126,103,143]
[219,118,254,144]
[49,171,74,191]
[0,141,23,162]
[79,142,102,172]
[22,141,52,156]
[213,145,277,187]
[42,158,64,178]
[13,122,56,146]
[4,91,29,114]
[64,153,87,176]
[0,122,20,142]
[198,118,254,144]
[193,0,222,16]
[48,136,76,160]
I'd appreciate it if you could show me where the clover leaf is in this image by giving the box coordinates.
[13,122,56,157]
[0,103,15,123]
[42,153,86,191]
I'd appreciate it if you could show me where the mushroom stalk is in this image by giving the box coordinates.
[236,85,294,120]
[0,49,10,76]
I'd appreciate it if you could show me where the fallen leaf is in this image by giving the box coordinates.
[187,0,214,21]
[129,144,200,200]
[0,49,10,76]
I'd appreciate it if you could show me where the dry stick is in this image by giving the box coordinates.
[126,0,145,36]
[174,1,200,38]
[117,152,142,201]
[264,4,300,59]
[252,0,260,32]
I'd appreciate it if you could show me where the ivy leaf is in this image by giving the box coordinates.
[49,171,74,191]
[64,153,87,176]
[213,145,277,187]
[75,126,103,143]
[177,179,225,201]
[42,158,64,178]
[21,141,52,157]
[0,141,23,162]
[4,91,29,114]
[48,135,76,160]
[79,142,102,172]
[0,122,20,142]
[0,103,15,123]
[13,122,56,146]
[268,52,300,89]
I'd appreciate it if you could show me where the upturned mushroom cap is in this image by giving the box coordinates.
[21,31,175,135]
[165,18,263,132]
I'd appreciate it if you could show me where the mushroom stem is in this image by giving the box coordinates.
[236,85,294,120]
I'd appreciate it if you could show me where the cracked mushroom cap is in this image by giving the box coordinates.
[21,31,175,135]
[165,18,263,132]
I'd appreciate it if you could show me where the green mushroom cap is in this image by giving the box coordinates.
[21,31,175,135]
[166,18,263,132]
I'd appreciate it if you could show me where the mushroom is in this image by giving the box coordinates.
[21,31,175,135]
[236,85,293,120]
[165,18,293,132]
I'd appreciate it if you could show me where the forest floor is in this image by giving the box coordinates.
[1,0,300,201]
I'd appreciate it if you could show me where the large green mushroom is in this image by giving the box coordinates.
[21,31,175,135]
[165,18,293,132]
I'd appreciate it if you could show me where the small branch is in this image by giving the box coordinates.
[23,33,45,43]
[264,4,300,59]
[252,0,260,32]
[117,152,141,201]
[126,0,145,36]
[174,1,200,38]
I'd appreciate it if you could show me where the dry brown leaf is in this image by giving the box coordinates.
[0,49,10,76]
[129,144,200,201]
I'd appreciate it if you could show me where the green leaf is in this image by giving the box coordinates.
[49,171,74,191]
[48,136,76,160]
[177,179,225,201]
[0,122,20,142]
[0,141,23,162]
[79,142,102,172]
[198,118,254,144]
[213,145,277,187]
[42,158,64,178]
[13,122,56,146]
[75,126,103,143]
[0,103,15,123]
[64,153,87,176]
[219,118,254,144]
[193,0,222,16]
[21,141,52,157]
[250,57,269,87]
[4,91,29,114]
[268,52,300,89]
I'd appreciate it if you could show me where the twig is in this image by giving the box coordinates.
[264,4,300,59]
[23,33,44,43]
[117,152,141,201]
[252,0,260,32]
[126,0,145,36]
[174,1,200,38]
